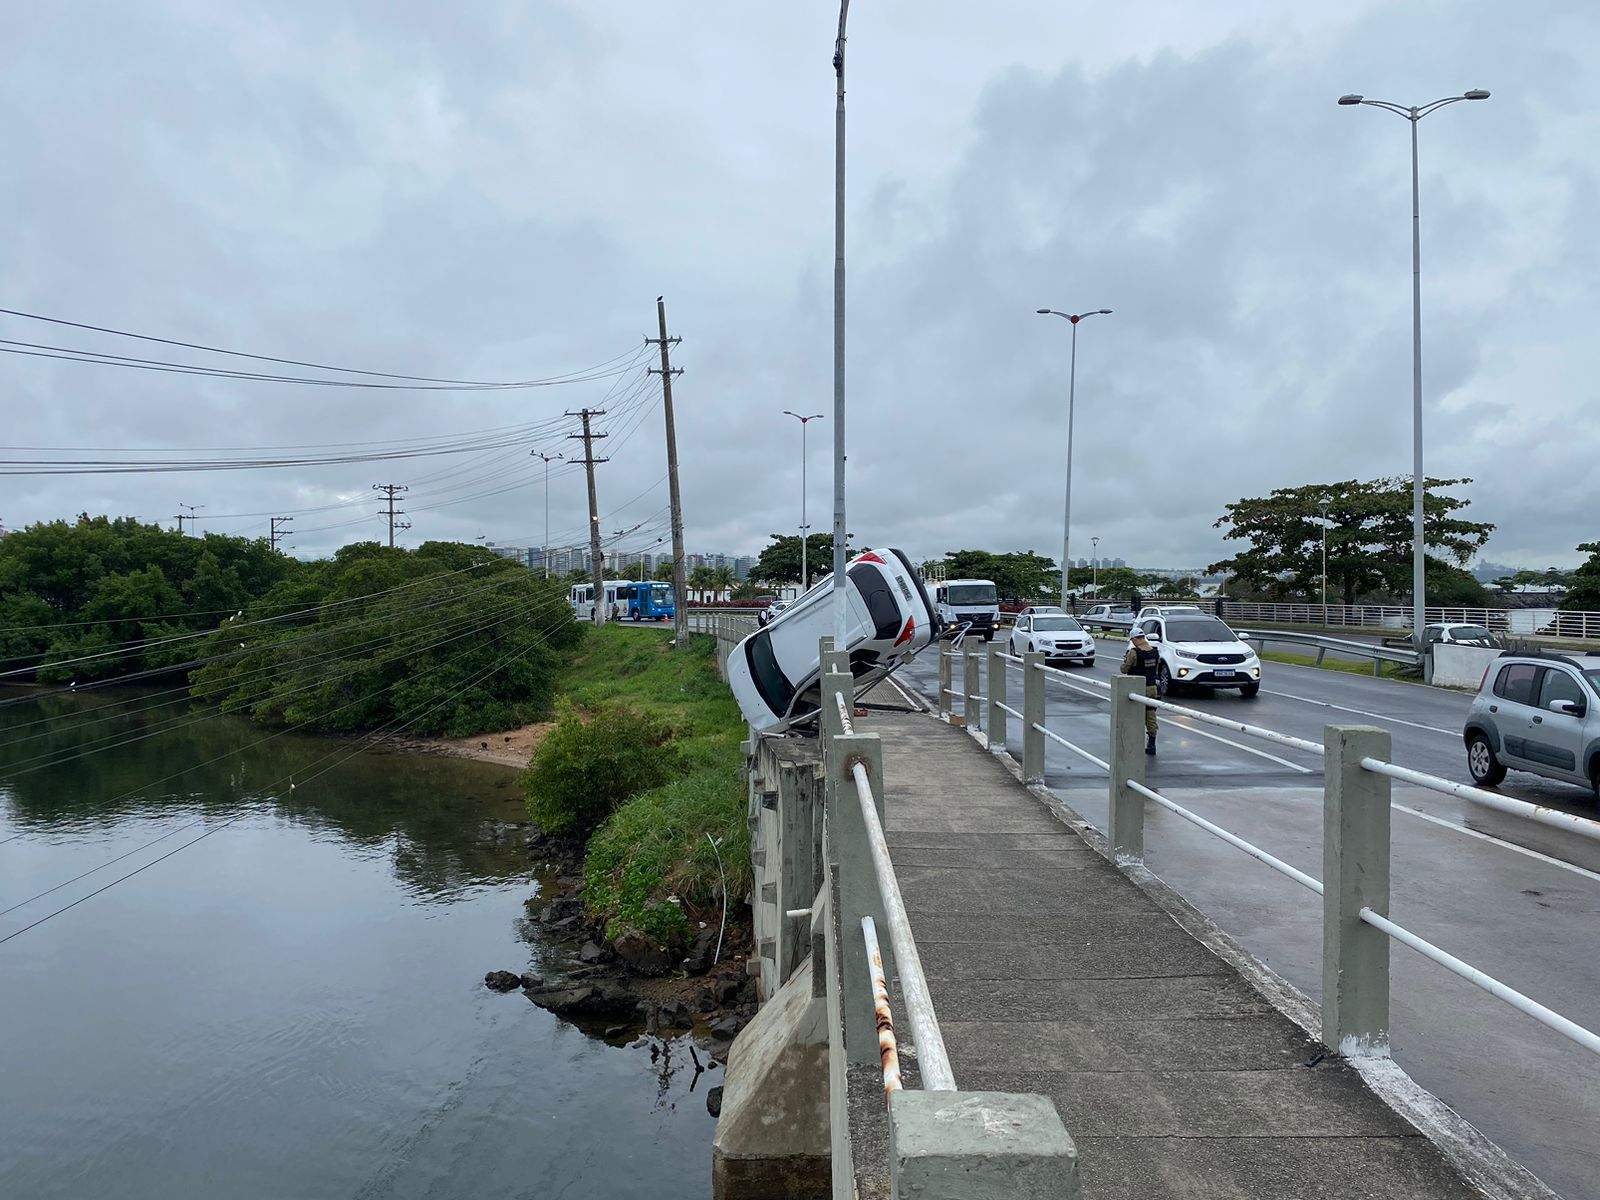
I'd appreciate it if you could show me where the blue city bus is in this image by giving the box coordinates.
[625,580,676,622]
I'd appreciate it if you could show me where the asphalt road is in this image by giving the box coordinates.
[898,636,1600,1200]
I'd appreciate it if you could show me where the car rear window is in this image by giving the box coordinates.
[849,565,902,640]
[744,631,796,716]
[1493,663,1540,706]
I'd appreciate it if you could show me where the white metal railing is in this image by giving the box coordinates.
[1358,757,1600,844]
[849,754,956,1090]
[932,643,1600,1064]
[1213,599,1600,643]
[1356,906,1600,1056]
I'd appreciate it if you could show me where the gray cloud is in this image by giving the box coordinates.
[1,2,1594,570]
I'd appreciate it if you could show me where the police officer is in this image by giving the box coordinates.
[1121,629,1161,755]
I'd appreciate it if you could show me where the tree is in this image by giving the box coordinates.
[1209,477,1493,605]
[652,560,675,582]
[1491,575,1519,595]
[1087,566,1153,602]
[752,533,847,586]
[708,565,736,595]
[1564,544,1600,611]
[937,550,1059,602]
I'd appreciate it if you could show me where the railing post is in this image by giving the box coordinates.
[963,644,982,734]
[890,1091,1078,1199]
[1108,675,1146,864]
[1022,651,1045,783]
[937,647,953,718]
[1322,724,1392,1058]
[986,643,1007,753]
[826,730,891,1066]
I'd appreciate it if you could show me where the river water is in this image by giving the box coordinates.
[0,691,714,1199]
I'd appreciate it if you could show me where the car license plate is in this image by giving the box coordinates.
[1213,668,1236,678]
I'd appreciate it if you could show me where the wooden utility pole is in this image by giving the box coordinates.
[566,410,609,626]
[647,297,689,648]
[372,484,410,548]
[269,516,293,551]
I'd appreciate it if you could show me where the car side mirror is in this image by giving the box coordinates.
[1146,634,1161,643]
[1551,699,1585,717]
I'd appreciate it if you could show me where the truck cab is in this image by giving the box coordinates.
[934,579,1000,642]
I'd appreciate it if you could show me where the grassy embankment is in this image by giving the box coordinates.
[521,624,749,953]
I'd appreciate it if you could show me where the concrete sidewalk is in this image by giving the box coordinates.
[866,705,1488,1199]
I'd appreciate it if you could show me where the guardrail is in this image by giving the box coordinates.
[739,639,1077,1197]
[1238,628,1421,675]
[934,646,1600,1066]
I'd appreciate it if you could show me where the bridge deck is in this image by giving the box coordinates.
[867,705,1479,1199]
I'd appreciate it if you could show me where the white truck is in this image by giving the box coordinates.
[934,579,1000,642]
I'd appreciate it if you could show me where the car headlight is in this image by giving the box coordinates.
[1175,649,1199,661]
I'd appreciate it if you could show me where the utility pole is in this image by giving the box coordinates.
[269,516,293,552]
[173,512,186,535]
[179,502,203,537]
[567,410,609,626]
[783,411,825,590]
[532,451,561,579]
[647,297,689,649]
[372,484,410,548]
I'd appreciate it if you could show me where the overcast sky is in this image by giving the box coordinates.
[3,2,1595,570]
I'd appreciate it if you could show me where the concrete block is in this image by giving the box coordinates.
[1108,675,1146,864]
[712,956,831,1200]
[986,644,1008,753]
[1022,651,1046,782]
[888,1090,1078,1198]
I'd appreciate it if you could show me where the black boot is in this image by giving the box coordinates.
[1145,732,1156,756]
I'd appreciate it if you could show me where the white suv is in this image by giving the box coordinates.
[1133,612,1260,698]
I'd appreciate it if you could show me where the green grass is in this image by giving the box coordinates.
[1257,648,1414,680]
[539,625,749,950]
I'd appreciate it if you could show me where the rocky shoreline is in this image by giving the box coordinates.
[483,828,757,1109]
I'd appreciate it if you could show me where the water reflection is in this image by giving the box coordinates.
[0,689,712,1200]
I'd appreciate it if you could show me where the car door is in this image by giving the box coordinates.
[1011,616,1029,654]
[1528,666,1589,780]
[1488,662,1543,766]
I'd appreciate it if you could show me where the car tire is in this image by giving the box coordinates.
[1467,734,1506,787]
[1156,663,1171,698]
[1240,682,1260,699]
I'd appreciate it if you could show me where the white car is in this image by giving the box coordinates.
[1082,603,1135,631]
[1133,611,1260,698]
[1010,613,1095,667]
[758,599,788,628]
[728,548,937,733]
[1136,604,1203,621]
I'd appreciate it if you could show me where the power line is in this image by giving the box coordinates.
[0,306,640,387]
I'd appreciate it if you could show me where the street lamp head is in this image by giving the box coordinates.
[1338,93,1363,106]
[1035,308,1052,315]
[1464,89,1490,100]
[1095,308,1113,315]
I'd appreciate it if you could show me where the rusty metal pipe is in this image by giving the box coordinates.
[861,916,901,1096]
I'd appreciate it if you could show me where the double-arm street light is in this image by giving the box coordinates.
[1036,307,1112,607]
[1338,87,1489,645]
[783,411,825,589]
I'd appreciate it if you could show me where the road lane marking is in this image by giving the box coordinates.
[1392,802,1600,886]
[1164,717,1318,774]
[1261,687,1458,736]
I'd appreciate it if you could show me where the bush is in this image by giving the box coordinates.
[522,701,680,834]
[583,763,749,947]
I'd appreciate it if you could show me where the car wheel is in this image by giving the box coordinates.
[983,630,993,642]
[1240,682,1260,699]
[1156,663,1171,698]
[1467,735,1506,787]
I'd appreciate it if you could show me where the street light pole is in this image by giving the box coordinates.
[1091,535,1101,594]
[830,1,851,645]
[1338,88,1489,645]
[1036,307,1112,607]
[533,451,561,579]
[783,411,825,590]
[1320,500,1330,622]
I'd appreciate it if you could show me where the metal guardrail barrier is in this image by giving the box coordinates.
[1239,628,1420,674]
[932,648,1600,1066]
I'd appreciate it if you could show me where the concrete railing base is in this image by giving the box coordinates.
[712,955,830,1200]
